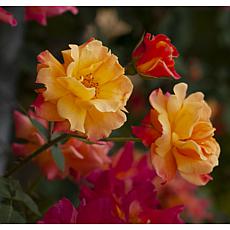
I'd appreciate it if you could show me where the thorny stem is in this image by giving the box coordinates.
[4,133,68,178]
[4,133,141,177]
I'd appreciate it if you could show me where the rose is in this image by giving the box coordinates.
[133,83,220,185]
[34,38,133,140]
[132,33,180,79]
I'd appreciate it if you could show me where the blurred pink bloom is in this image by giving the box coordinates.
[0,7,17,26]
[79,143,183,223]
[12,110,61,180]
[39,143,184,224]
[61,138,112,179]
[12,110,112,180]
[155,175,213,223]
[38,198,78,224]
[0,6,78,27]
[25,6,78,26]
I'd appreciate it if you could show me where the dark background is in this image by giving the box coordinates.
[0,6,230,223]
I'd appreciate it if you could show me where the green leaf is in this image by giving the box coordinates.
[0,204,26,223]
[13,190,40,216]
[0,177,40,216]
[51,144,65,172]
[31,118,48,140]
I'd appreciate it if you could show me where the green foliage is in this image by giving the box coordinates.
[0,204,26,224]
[13,189,40,215]
[0,177,40,223]
[31,118,48,140]
[51,144,65,172]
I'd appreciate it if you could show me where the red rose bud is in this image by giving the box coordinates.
[132,33,180,79]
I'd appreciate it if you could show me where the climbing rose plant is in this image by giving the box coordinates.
[0,31,220,224]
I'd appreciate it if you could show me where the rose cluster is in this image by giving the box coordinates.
[10,32,220,223]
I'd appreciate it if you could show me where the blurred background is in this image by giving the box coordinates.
[0,6,230,223]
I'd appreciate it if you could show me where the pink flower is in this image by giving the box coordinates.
[25,6,78,26]
[0,7,17,26]
[39,143,184,223]
[38,197,123,224]
[38,198,78,224]
[12,110,112,180]
[79,143,183,223]
[12,110,61,180]
[61,138,112,178]
[0,6,78,27]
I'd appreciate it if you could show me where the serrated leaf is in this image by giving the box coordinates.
[13,190,40,216]
[51,145,65,172]
[0,204,26,223]
[31,118,48,140]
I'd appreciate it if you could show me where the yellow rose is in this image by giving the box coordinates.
[133,83,220,185]
[34,38,133,140]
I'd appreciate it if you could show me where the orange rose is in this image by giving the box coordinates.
[133,83,220,185]
[132,33,180,79]
[34,38,133,140]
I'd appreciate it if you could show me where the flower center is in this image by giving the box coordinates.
[81,73,99,97]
